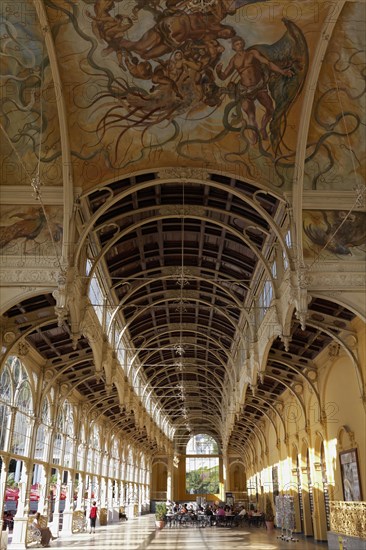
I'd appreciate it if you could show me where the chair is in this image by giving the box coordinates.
[119,507,128,521]
[197,515,210,528]
[72,511,87,533]
[215,515,226,527]
[165,515,174,527]
[249,513,265,528]
[27,523,42,547]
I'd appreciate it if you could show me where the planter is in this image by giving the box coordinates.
[265,520,275,530]
[155,520,165,529]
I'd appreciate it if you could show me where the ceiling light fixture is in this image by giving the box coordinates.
[174,343,185,356]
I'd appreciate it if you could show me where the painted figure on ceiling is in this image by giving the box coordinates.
[101,0,236,61]
[216,36,293,143]
[86,0,133,66]
[0,207,63,254]
[303,211,366,257]
[78,0,307,168]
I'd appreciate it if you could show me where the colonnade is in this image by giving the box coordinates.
[0,355,151,548]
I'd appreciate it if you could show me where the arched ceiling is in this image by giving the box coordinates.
[0,0,365,458]
[77,172,288,448]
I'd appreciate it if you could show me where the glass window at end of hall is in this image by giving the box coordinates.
[186,434,219,495]
[186,434,218,454]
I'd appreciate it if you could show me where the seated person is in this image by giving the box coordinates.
[32,513,56,547]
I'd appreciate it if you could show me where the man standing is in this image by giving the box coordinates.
[216,37,293,142]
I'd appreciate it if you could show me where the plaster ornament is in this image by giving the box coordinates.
[17,341,30,356]
[158,167,207,181]
[3,331,16,344]
[293,383,303,395]
[278,330,291,350]
[306,369,318,381]
[328,342,340,358]
[60,383,70,395]
[44,370,54,382]
[343,334,358,349]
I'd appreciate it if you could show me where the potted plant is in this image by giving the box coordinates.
[155,502,167,529]
[265,496,275,530]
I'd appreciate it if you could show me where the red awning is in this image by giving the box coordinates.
[30,484,40,501]
[5,487,19,501]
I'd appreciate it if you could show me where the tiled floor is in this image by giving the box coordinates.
[8,515,329,549]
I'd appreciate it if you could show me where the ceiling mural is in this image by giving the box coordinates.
[41,0,330,191]
[304,2,366,191]
[0,0,62,186]
[303,210,366,261]
[1,1,363,194]
[0,205,63,256]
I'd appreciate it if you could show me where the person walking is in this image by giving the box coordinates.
[89,501,98,534]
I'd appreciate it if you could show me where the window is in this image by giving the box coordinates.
[258,279,273,321]
[186,434,219,495]
[283,230,291,270]
[35,399,50,460]
[0,367,11,449]
[89,271,104,323]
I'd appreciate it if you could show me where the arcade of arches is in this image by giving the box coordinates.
[0,0,365,548]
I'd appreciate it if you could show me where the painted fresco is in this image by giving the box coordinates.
[0,206,63,256]
[304,2,366,191]
[0,1,62,186]
[43,0,321,190]
[303,210,366,261]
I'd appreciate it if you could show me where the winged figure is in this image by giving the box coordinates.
[0,208,63,253]
[254,19,308,154]
[303,211,366,256]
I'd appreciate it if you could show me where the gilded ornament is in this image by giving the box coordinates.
[329,501,366,538]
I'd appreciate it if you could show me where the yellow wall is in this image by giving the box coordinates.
[245,318,366,541]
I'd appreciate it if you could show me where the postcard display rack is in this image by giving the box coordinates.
[275,495,298,542]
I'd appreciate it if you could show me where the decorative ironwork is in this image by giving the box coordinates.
[174,266,191,288]
[174,361,183,371]
[175,299,189,313]
[174,343,185,356]
[354,183,366,209]
[329,501,366,538]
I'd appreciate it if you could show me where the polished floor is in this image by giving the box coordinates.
[9,515,328,550]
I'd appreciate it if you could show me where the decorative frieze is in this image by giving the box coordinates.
[158,167,208,181]
[328,342,340,358]
[159,205,206,217]
[307,272,366,290]
[329,501,366,538]
[0,267,59,286]
[17,341,30,357]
